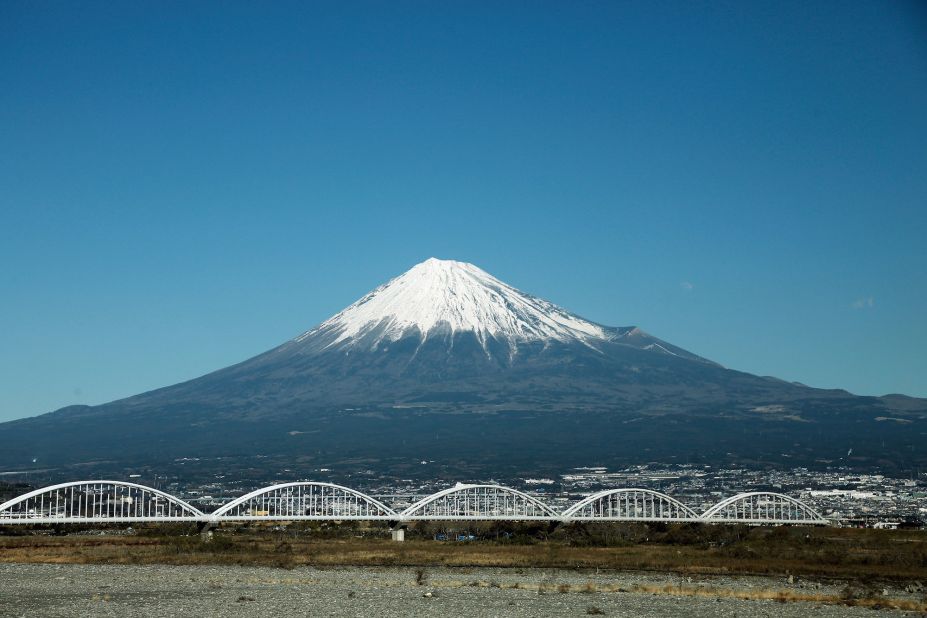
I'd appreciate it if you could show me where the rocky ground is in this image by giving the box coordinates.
[1,563,924,617]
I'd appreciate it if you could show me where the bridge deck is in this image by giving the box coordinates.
[0,482,830,526]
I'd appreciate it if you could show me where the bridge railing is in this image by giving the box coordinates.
[401,484,558,520]
[562,488,699,521]
[0,480,204,524]
[0,481,830,526]
[209,482,397,521]
[699,491,827,524]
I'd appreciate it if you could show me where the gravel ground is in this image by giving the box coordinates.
[0,563,920,617]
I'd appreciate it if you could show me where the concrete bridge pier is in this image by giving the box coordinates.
[389,521,406,542]
[198,520,216,540]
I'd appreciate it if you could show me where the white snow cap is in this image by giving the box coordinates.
[297,257,610,351]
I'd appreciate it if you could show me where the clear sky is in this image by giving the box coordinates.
[1,1,925,423]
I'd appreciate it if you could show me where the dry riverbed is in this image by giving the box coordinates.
[1,563,925,617]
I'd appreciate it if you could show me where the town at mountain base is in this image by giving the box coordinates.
[2,258,925,477]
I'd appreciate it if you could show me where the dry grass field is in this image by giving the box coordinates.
[0,522,924,579]
[1,523,925,612]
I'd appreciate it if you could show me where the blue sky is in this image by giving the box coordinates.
[1,1,925,422]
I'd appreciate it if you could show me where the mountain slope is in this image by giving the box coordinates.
[1,258,925,479]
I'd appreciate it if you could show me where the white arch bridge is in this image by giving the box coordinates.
[0,481,829,526]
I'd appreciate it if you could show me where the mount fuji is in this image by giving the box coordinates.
[1,258,925,479]
[291,257,704,360]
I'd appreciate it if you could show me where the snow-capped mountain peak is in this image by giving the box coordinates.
[295,257,610,351]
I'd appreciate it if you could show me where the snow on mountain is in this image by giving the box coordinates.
[295,258,612,353]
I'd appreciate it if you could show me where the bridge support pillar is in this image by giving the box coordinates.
[198,521,216,540]
[389,521,406,542]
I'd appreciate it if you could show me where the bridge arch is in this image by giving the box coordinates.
[0,480,203,523]
[562,488,698,521]
[400,484,557,520]
[210,482,397,520]
[700,492,827,524]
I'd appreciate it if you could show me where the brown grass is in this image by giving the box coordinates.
[623,583,927,612]
[414,577,927,611]
[0,523,924,583]
[2,529,924,612]
[426,579,927,611]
